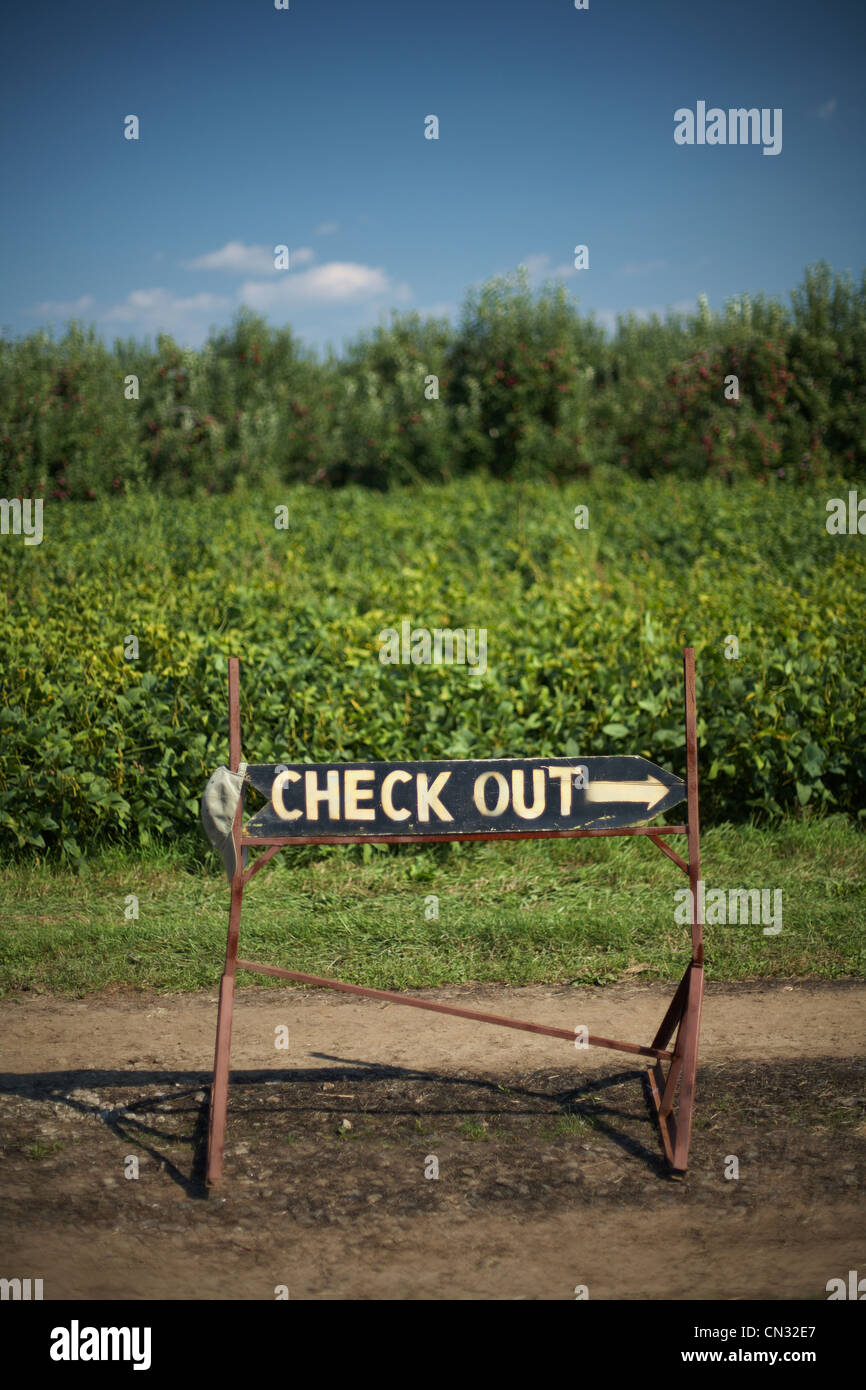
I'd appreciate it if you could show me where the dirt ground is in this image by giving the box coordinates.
[1,978,864,1300]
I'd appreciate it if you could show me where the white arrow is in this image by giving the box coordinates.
[584,776,671,811]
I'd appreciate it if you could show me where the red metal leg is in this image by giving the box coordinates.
[206,971,236,1186]
[205,658,244,1188]
[647,962,704,1175]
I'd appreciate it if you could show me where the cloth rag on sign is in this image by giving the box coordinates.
[201,763,248,881]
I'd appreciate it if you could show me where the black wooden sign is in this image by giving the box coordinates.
[243,756,685,841]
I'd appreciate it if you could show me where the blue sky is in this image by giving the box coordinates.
[1,0,863,358]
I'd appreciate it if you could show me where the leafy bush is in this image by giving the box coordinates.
[444,274,603,478]
[1,472,863,863]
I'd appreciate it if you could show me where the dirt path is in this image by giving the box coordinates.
[1,979,864,1300]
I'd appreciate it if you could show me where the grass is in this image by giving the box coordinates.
[458,1121,490,1142]
[0,813,862,997]
[24,1140,66,1160]
[542,1114,597,1139]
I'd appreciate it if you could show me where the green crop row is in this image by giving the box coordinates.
[0,469,863,863]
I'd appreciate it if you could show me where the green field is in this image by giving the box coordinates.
[2,468,863,993]
[2,468,864,863]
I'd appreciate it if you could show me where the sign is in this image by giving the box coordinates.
[205,649,705,1188]
[243,755,686,841]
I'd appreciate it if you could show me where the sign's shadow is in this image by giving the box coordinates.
[1,1059,669,1199]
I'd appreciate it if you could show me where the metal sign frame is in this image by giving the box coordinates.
[205,648,705,1185]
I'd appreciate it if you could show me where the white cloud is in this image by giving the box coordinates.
[99,288,232,344]
[518,252,576,282]
[25,257,410,348]
[814,98,837,120]
[183,240,316,274]
[105,288,230,321]
[29,294,94,317]
[315,221,339,236]
[520,253,553,278]
[238,261,395,309]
